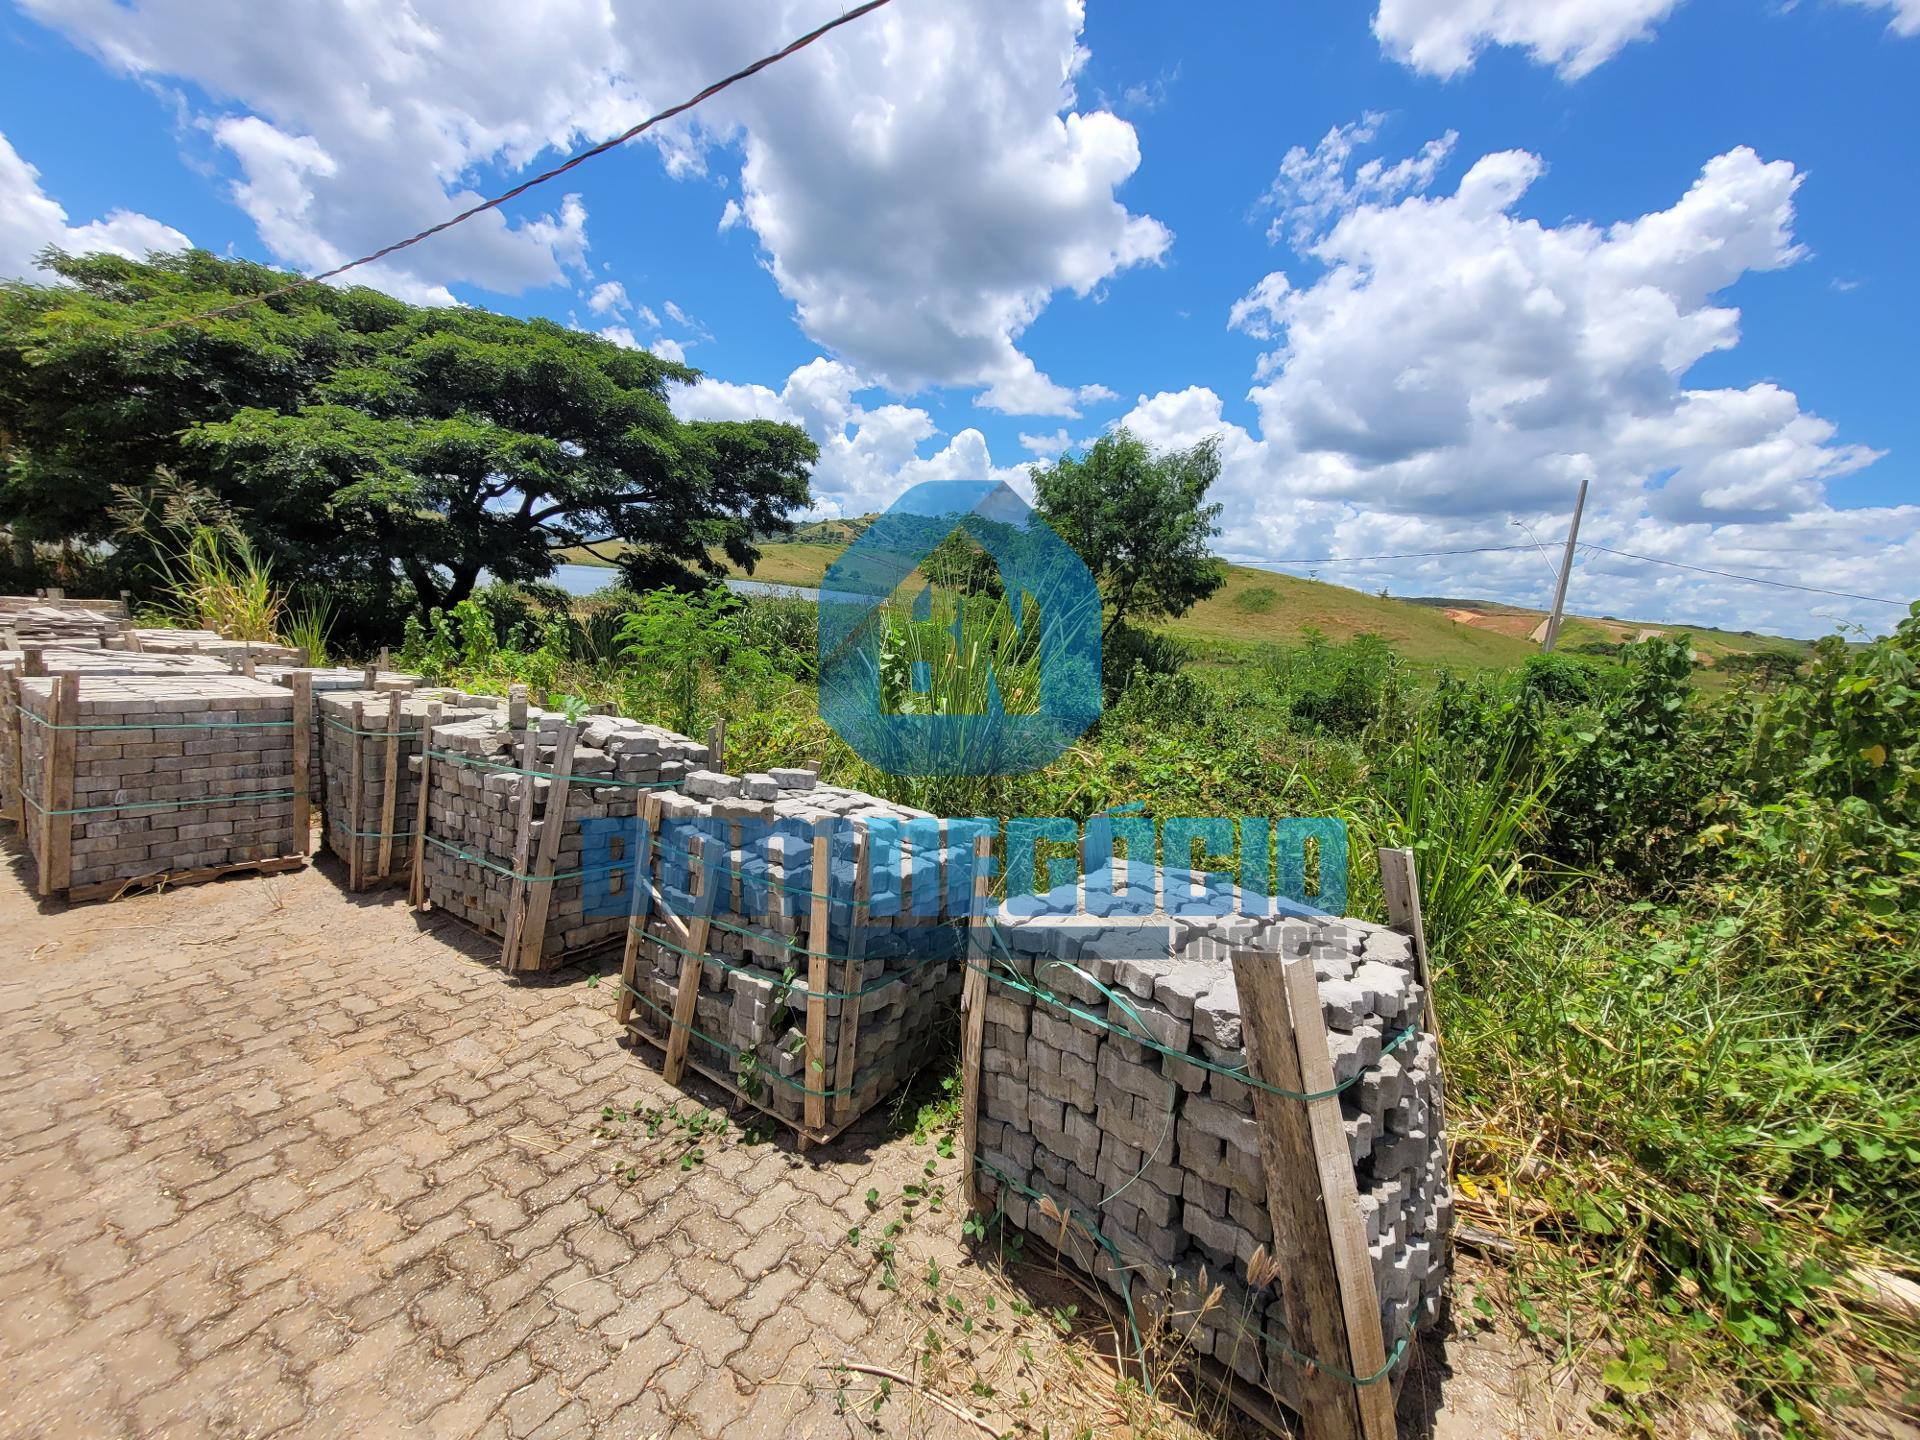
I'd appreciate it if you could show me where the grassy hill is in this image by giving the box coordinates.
[558,527,1808,673]
[1406,597,1813,665]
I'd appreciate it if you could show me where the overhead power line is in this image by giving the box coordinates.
[1576,541,1908,608]
[1243,538,1907,608]
[133,0,898,335]
[1242,543,1539,567]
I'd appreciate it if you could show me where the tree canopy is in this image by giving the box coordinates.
[1030,427,1225,639]
[0,249,816,616]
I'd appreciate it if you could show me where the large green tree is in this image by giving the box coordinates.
[0,250,816,613]
[1030,427,1225,640]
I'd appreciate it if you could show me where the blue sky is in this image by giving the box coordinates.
[1,0,1914,637]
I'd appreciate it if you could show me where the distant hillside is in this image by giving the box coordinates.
[1404,597,1812,665]
[557,524,1811,672]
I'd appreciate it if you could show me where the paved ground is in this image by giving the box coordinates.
[0,847,1026,1440]
[0,839,1643,1440]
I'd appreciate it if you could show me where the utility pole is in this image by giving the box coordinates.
[1541,474,1590,653]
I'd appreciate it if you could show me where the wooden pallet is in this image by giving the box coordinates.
[617,1011,858,1151]
[64,854,308,904]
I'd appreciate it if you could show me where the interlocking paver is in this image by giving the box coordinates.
[0,854,979,1439]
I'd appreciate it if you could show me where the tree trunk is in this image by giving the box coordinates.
[442,564,482,609]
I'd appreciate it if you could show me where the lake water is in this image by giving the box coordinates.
[545,563,820,603]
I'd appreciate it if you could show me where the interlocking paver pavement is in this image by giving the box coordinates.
[0,850,980,1439]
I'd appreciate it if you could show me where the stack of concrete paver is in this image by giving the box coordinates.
[975,893,1447,1401]
[318,687,493,884]
[13,672,301,896]
[2,648,229,678]
[129,629,302,666]
[0,596,130,650]
[263,666,423,805]
[625,771,971,1132]
[418,708,709,967]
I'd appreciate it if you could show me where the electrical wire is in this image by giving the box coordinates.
[1239,540,1907,609]
[131,0,898,335]
[1238,543,1539,567]
[1575,542,1907,607]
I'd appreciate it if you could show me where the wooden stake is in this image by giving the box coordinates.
[288,670,312,854]
[803,821,834,1134]
[498,727,541,968]
[375,690,402,881]
[40,672,79,897]
[2,666,24,826]
[959,825,993,1213]
[661,819,718,1087]
[616,791,660,1028]
[1378,846,1439,1044]
[1230,945,1396,1440]
[831,824,871,1124]
[512,723,577,973]
[707,714,726,772]
[346,700,366,892]
[409,702,441,908]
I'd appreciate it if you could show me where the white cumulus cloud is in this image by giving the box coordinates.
[18,0,1164,410]
[586,280,630,316]
[0,131,190,281]
[1840,0,1920,35]
[1144,127,1910,637]
[673,357,1029,518]
[1372,0,1683,77]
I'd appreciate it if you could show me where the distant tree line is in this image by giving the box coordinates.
[0,250,816,641]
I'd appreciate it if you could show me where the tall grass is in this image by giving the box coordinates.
[279,591,338,667]
[1303,719,1559,955]
[156,525,283,640]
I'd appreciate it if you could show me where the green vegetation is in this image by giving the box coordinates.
[1030,427,1226,641]
[0,250,816,647]
[393,572,1920,1434]
[6,248,1912,1437]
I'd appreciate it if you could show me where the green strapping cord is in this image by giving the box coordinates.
[425,748,679,789]
[421,833,625,884]
[970,1154,1417,1390]
[620,982,858,1098]
[19,786,295,817]
[627,915,962,1000]
[13,705,293,733]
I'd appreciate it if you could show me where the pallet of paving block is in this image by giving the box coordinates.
[615,1009,857,1151]
[63,852,308,904]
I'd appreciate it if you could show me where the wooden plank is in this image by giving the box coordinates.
[959,825,992,1213]
[346,700,366,892]
[40,672,79,896]
[66,854,306,904]
[623,1015,850,1148]
[831,825,871,1124]
[1378,846,1440,1044]
[512,723,578,973]
[660,820,718,1087]
[802,822,834,1134]
[615,791,661,1028]
[408,702,442,908]
[288,670,312,854]
[707,714,726,772]
[497,727,541,968]
[1230,944,1395,1440]
[1,666,23,826]
[375,690,402,880]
